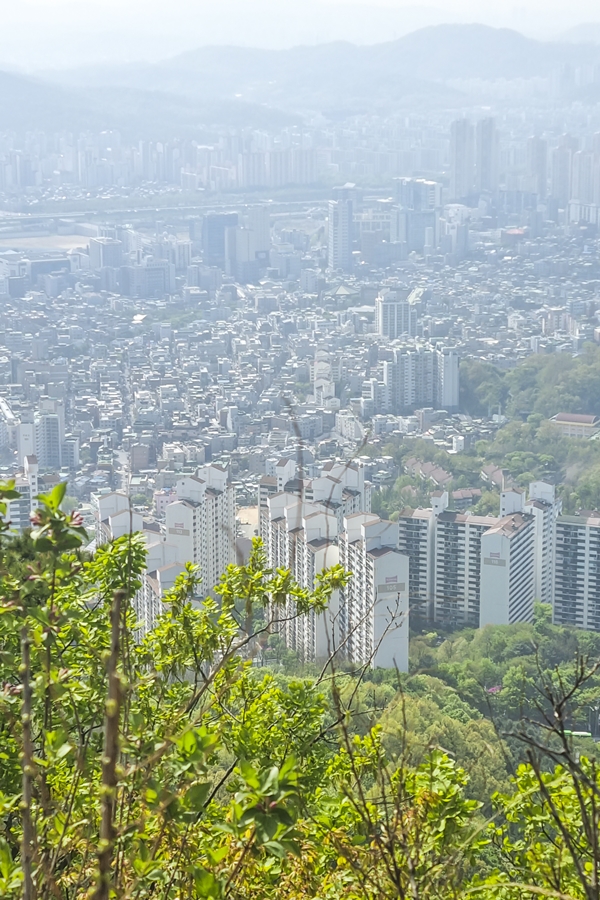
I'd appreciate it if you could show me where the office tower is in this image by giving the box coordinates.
[328,199,353,272]
[34,413,62,471]
[246,205,271,254]
[554,513,600,630]
[224,226,259,283]
[338,513,409,671]
[202,212,239,268]
[524,481,562,605]
[449,119,475,201]
[527,136,548,199]
[475,118,500,194]
[479,515,536,626]
[88,237,123,270]
[164,465,236,597]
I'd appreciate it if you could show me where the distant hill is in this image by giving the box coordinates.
[558,23,600,44]
[8,24,600,134]
[48,24,600,107]
[0,70,298,135]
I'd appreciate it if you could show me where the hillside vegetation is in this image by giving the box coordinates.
[0,481,599,898]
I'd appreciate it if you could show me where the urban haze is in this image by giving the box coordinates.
[5,9,600,663]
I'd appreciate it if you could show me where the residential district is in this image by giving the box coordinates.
[3,114,600,672]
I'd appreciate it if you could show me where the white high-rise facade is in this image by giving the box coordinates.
[264,492,340,662]
[450,118,475,201]
[434,345,460,411]
[35,413,62,471]
[376,288,418,339]
[479,515,536,626]
[554,514,600,631]
[327,199,353,272]
[398,490,536,629]
[260,461,400,667]
[382,343,459,412]
[339,514,409,671]
[524,481,562,605]
[165,465,236,596]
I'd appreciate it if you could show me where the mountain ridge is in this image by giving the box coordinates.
[6,24,600,134]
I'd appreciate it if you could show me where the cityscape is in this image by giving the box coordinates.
[5,8,600,897]
[4,25,600,674]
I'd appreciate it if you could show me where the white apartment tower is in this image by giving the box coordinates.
[433,510,495,627]
[35,413,62,471]
[383,343,459,412]
[524,481,562,605]
[165,465,236,596]
[5,455,40,534]
[264,492,340,662]
[397,490,448,620]
[339,514,409,671]
[479,514,536,626]
[376,287,418,339]
[501,481,561,605]
[434,345,460,411]
[554,513,600,631]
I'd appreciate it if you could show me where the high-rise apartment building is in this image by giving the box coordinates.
[554,513,600,631]
[263,492,340,661]
[397,484,555,629]
[450,119,475,201]
[479,514,536,626]
[382,343,459,412]
[260,462,385,664]
[339,513,409,670]
[397,506,434,619]
[35,413,62,471]
[524,481,562,605]
[164,465,236,596]
[328,199,353,272]
[550,136,578,208]
[375,287,418,339]
[475,118,500,194]
[434,345,460,411]
[5,455,39,534]
[527,136,548,200]
[433,509,495,627]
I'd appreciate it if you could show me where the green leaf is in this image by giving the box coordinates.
[185,782,211,810]
[194,868,222,899]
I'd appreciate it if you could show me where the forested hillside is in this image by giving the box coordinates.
[371,343,600,518]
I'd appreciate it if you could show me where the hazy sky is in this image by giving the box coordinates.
[3,0,599,70]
